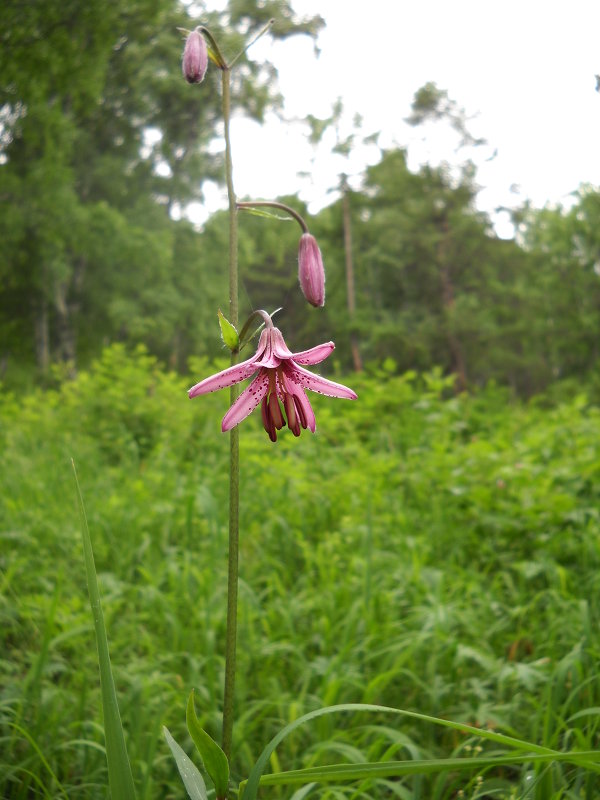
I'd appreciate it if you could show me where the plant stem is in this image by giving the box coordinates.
[237,200,309,233]
[221,64,239,763]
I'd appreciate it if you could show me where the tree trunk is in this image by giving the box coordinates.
[169,329,180,371]
[55,257,86,373]
[342,184,363,372]
[54,280,77,369]
[438,219,467,392]
[34,294,50,373]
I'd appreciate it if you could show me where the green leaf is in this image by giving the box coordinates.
[218,309,240,352]
[186,690,229,800]
[73,461,137,800]
[239,703,600,799]
[289,783,317,799]
[568,707,600,722]
[254,752,600,788]
[163,726,208,800]
[3,721,68,799]
[206,45,222,67]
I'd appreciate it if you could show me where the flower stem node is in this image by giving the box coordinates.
[182,29,208,84]
[298,232,326,307]
[188,324,357,441]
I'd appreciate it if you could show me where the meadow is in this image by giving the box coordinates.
[1,345,600,799]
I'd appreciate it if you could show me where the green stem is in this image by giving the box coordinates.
[197,26,228,70]
[221,65,239,764]
[229,18,274,67]
[237,200,309,233]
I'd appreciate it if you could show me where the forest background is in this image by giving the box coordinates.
[1,0,600,395]
[2,0,600,798]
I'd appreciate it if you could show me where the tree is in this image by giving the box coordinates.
[303,98,381,372]
[517,187,600,383]
[0,0,323,379]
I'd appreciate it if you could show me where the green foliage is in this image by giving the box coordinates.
[2,346,600,797]
[1,0,599,399]
[218,310,240,352]
[516,186,600,384]
[290,150,600,397]
[186,690,230,798]
[164,726,208,800]
[240,703,600,799]
[406,81,486,148]
[74,464,138,799]
[0,0,321,378]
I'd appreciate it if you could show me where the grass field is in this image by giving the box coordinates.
[1,345,600,798]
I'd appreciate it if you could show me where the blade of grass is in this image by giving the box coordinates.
[254,751,600,787]
[186,690,230,798]
[4,721,68,799]
[240,703,600,799]
[72,460,137,800]
[4,766,56,799]
[163,726,208,800]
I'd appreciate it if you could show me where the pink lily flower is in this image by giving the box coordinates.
[188,325,357,441]
[182,29,208,84]
[298,232,325,307]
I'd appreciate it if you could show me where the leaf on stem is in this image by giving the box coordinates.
[218,309,240,351]
[72,460,138,800]
[163,726,208,800]
[206,45,222,67]
[186,690,230,800]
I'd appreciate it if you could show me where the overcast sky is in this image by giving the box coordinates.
[196,0,600,237]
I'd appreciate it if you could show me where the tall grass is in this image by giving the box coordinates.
[1,346,600,797]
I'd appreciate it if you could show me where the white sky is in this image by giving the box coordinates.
[196,0,600,238]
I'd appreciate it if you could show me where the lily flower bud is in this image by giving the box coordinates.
[182,29,208,84]
[298,232,325,307]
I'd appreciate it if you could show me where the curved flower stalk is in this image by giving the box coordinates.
[237,201,326,307]
[189,323,357,441]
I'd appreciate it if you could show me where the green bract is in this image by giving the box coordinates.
[186,691,230,800]
[218,309,240,352]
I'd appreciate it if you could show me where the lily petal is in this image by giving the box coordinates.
[270,328,295,359]
[291,341,335,366]
[188,357,258,397]
[189,323,356,439]
[280,370,316,432]
[222,371,269,430]
[254,327,294,369]
[284,362,358,400]
[293,388,316,432]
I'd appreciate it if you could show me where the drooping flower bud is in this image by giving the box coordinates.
[298,232,325,307]
[182,29,208,84]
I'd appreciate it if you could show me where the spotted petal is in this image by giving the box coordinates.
[292,386,316,432]
[188,357,258,398]
[222,371,269,431]
[291,341,335,366]
[284,361,357,400]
